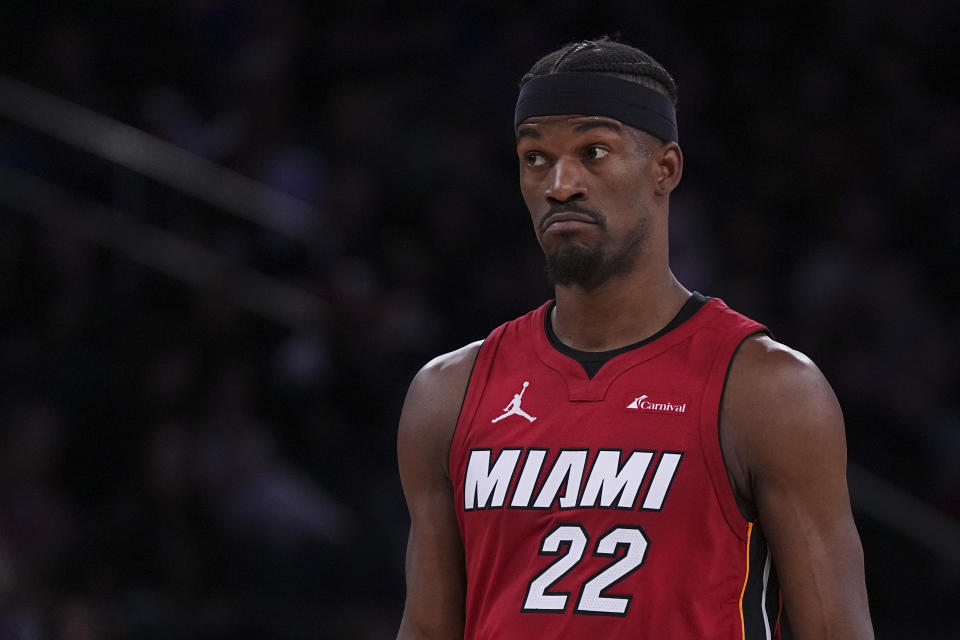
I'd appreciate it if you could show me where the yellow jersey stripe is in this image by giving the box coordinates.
[738,522,754,640]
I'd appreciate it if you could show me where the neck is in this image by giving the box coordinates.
[551,265,690,352]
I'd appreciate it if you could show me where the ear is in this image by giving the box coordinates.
[652,142,683,196]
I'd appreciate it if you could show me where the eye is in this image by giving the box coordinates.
[583,145,609,161]
[523,152,547,168]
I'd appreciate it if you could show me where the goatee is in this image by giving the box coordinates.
[543,220,647,291]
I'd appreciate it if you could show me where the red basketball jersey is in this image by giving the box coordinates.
[449,298,782,639]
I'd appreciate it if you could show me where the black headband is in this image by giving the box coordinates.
[514,72,678,143]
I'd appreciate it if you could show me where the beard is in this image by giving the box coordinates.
[543,218,648,291]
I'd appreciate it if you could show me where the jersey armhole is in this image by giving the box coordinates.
[447,323,508,476]
[698,327,769,541]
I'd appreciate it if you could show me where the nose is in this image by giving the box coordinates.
[545,157,587,203]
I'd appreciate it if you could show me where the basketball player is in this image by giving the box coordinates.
[396,38,873,639]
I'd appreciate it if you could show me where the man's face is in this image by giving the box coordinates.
[516,115,655,291]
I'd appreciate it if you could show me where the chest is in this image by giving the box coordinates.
[458,345,713,514]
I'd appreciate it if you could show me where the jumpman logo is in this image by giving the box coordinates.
[492,381,537,424]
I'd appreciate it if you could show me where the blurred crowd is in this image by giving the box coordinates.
[1,1,958,638]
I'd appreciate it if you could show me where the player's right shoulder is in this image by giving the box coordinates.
[407,340,484,415]
[398,341,483,479]
[416,340,484,389]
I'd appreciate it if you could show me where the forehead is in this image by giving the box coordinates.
[515,115,626,142]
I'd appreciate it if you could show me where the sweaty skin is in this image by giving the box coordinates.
[396,114,873,640]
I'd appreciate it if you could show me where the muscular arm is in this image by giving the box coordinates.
[722,336,874,640]
[396,342,481,640]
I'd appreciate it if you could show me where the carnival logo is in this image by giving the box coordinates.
[625,393,687,414]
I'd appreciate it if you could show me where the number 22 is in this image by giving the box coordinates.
[522,524,649,616]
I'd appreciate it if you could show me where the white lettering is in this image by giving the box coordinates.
[511,449,547,507]
[580,450,654,508]
[641,452,683,510]
[638,400,686,413]
[464,449,521,510]
[462,447,685,513]
[533,450,588,508]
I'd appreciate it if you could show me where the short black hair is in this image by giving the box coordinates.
[520,36,678,108]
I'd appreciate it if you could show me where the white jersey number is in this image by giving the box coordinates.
[522,524,649,616]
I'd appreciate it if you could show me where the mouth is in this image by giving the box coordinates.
[540,210,600,234]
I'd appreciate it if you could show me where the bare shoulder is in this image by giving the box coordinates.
[722,334,847,504]
[398,340,484,480]
[723,340,873,638]
[408,340,484,405]
[725,334,843,436]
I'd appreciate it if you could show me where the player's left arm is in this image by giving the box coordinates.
[724,335,874,640]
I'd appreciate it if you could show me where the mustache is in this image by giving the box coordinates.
[540,202,604,233]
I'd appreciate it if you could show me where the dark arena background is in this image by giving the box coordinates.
[1,2,958,638]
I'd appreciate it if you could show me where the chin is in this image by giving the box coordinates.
[541,233,593,254]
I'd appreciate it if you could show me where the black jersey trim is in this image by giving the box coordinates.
[716,329,769,522]
[453,346,482,433]
[741,524,782,640]
[446,343,483,479]
[544,292,710,379]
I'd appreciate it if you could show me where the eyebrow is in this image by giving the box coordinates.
[515,127,541,142]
